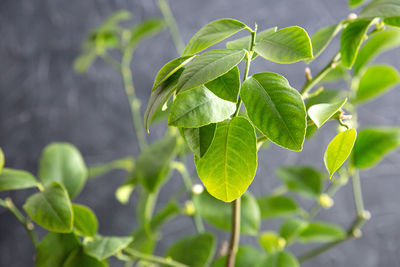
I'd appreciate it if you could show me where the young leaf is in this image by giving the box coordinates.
[129,18,165,48]
[305,89,344,109]
[354,29,400,74]
[212,246,264,267]
[349,0,364,8]
[193,191,261,235]
[0,168,38,191]
[340,19,374,68]
[241,72,307,151]
[257,251,299,267]
[168,86,236,127]
[355,65,399,103]
[38,143,88,199]
[23,182,73,233]
[254,26,313,64]
[152,56,196,91]
[257,195,299,219]
[195,117,257,202]
[36,233,80,267]
[63,247,107,267]
[352,127,400,169]
[144,69,183,132]
[183,18,248,56]
[324,129,357,178]
[308,98,347,128]
[280,218,308,243]
[277,166,325,198]
[72,204,98,237]
[176,49,246,93]
[100,10,132,30]
[84,236,133,260]
[259,232,286,253]
[309,24,342,62]
[205,66,240,102]
[299,222,346,243]
[136,135,177,192]
[360,0,400,19]
[180,123,216,158]
[164,233,216,267]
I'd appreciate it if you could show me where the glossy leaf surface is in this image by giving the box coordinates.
[308,98,347,128]
[84,236,133,260]
[0,168,38,191]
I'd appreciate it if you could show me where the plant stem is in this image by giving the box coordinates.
[124,248,189,267]
[0,198,38,247]
[158,0,185,55]
[226,197,241,267]
[351,170,365,215]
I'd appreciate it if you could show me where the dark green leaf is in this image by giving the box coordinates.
[256,251,299,267]
[241,72,307,151]
[354,29,400,74]
[280,218,308,243]
[164,233,216,267]
[193,191,261,235]
[352,127,400,169]
[129,18,165,47]
[309,24,342,62]
[84,236,133,260]
[355,65,399,103]
[183,19,248,56]
[177,49,246,93]
[24,182,73,233]
[36,233,80,267]
[324,129,357,178]
[195,117,257,202]
[72,204,98,237]
[308,98,347,128]
[39,143,88,199]
[277,166,325,198]
[180,123,216,158]
[63,247,107,267]
[299,222,346,243]
[257,195,300,219]
[212,246,263,267]
[0,168,38,191]
[340,19,374,68]
[384,17,400,27]
[360,0,400,19]
[205,66,240,102]
[168,86,236,127]
[254,26,313,64]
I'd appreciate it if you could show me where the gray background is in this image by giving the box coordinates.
[1,0,399,266]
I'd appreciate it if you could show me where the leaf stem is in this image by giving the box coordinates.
[0,198,38,247]
[124,248,189,267]
[226,197,241,267]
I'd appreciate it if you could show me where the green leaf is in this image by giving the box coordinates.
[100,10,132,30]
[136,135,177,192]
[36,233,80,267]
[164,233,216,267]
[39,143,88,199]
[384,17,400,27]
[319,66,350,84]
[254,26,313,64]
[212,246,263,267]
[168,86,236,127]
[324,129,357,178]
[129,18,165,47]
[0,168,38,191]
[299,222,346,243]
[193,191,261,235]
[259,232,286,253]
[256,251,299,267]
[63,247,107,267]
[0,147,3,173]
[340,19,374,68]
[354,29,400,74]
[355,65,399,103]
[280,218,308,243]
[144,68,183,132]
[349,0,364,8]
[24,182,73,233]
[195,117,257,202]
[183,19,248,56]
[176,49,246,93]
[257,195,300,219]
[277,166,325,198]
[152,56,196,91]
[205,66,240,102]
[352,127,400,169]
[305,89,343,109]
[84,236,133,260]
[241,72,307,151]
[74,50,96,73]
[309,24,342,62]
[360,0,400,19]
[308,98,347,128]
[180,123,216,158]
[72,204,98,237]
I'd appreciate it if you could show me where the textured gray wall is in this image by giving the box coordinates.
[1,0,400,266]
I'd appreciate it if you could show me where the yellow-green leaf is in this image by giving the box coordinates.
[308,98,347,128]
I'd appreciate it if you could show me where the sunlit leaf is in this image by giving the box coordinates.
[84,236,133,260]
[308,98,347,128]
